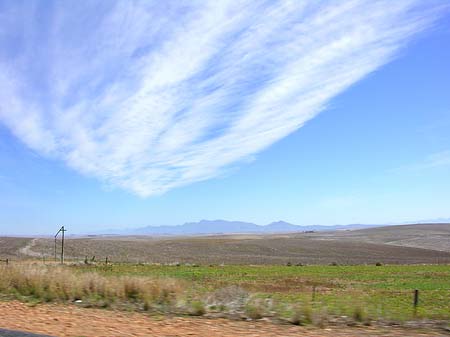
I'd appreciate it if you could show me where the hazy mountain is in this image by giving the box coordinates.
[263,221,302,232]
[134,219,258,235]
[97,220,382,236]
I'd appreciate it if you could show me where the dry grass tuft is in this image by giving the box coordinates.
[290,304,312,325]
[244,297,273,320]
[0,264,182,310]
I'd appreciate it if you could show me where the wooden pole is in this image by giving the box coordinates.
[413,289,419,316]
[61,226,65,264]
[54,237,57,262]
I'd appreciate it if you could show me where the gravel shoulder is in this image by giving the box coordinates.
[0,301,446,337]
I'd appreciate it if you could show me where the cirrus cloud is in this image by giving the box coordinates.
[0,1,446,196]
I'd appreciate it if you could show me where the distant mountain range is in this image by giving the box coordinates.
[92,220,382,236]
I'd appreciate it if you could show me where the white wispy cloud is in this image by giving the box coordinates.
[424,150,450,168]
[0,1,445,196]
[395,150,450,173]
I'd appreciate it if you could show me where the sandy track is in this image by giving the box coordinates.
[0,301,444,337]
[18,239,42,258]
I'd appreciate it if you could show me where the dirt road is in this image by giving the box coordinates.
[18,239,42,258]
[0,301,445,337]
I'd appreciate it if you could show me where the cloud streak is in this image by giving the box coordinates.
[0,1,445,196]
[395,150,450,173]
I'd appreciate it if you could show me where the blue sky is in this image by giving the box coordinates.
[0,1,449,235]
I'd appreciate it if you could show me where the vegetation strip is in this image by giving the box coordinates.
[0,263,448,328]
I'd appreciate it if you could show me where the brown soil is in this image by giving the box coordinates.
[14,229,450,265]
[0,301,444,337]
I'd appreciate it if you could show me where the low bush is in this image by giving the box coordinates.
[188,300,206,316]
[352,305,366,322]
[244,297,271,320]
[245,303,263,319]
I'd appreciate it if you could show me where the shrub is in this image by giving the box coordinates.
[290,304,313,325]
[352,305,366,322]
[302,305,313,324]
[245,303,263,319]
[290,310,302,325]
[244,297,269,320]
[143,300,151,311]
[189,300,206,316]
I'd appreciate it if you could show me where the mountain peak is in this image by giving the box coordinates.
[267,220,294,226]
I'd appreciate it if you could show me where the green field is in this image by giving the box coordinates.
[76,263,450,322]
[1,262,448,325]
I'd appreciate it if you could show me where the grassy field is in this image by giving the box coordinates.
[1,262,448,325]
[87,264,450,321]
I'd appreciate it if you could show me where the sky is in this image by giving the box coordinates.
[0,1,449,235]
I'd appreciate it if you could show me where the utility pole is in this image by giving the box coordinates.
[54,226,67,264]
[61,226,66,264]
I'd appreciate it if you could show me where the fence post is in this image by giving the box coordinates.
[413,289,419,316]
[312,285,316,302]
[6,258,8,265]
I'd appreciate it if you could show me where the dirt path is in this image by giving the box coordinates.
[0,301,445,337]
[18,239,42,258]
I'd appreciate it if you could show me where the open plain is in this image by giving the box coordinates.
[3,224,450,265]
